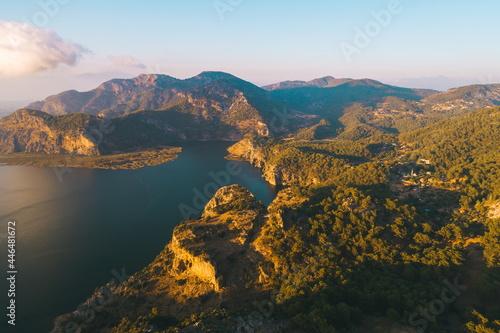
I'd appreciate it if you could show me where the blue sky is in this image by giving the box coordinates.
[0,0,499,101]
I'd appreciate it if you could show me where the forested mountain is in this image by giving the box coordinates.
[0,109,103,155]
[52,106,500,332]
[268,78,433,114]
[262,76,355,91]
[0,104,278,156]
[5,72,494,331]
[25,72,289,120]
[3,72,500,160]
[423,84,500,114]
[266,79,500,140]
[400,106,500,207]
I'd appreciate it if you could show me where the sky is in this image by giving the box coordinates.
[0,0,499,102]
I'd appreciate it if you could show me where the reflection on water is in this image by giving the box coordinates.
[0,141,278,332]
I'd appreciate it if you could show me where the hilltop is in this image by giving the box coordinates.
[2,73,500,169]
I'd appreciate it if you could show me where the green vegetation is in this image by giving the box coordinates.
[6,75,500,332]
[401,107,500,206]
[425,84,500,108]
[38,98,500,331]
[17,109,96,131]
[111,308,178,333]
[245,136,391,187]
[464,309,500,333]
[260,185,467,331]
[294,119,337,140]
[221,107,500,331]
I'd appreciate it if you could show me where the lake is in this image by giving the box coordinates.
[0,141,278,332]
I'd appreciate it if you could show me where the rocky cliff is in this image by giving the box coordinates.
[0,109,101,156]
[227,137,303,186]
[50,183,434,333]
[1,73,310,158]
[0,107,270,159]
[25,72,291,134]
[51,185,284,333]
[488,200,500,219]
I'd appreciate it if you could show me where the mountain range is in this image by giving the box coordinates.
[2,71,500,157]
[48,104,500,332]
[2,71,500,332]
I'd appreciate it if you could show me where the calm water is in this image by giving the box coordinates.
[0,141,278,332]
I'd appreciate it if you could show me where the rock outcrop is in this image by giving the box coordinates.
[227,137,303,186]
[0,107,269,160]
[0,72,303,158]
[51,185,278,333]
[488,200,500,219]
[0,109,101,156]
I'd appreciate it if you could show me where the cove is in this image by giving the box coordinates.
[0,141,278,332]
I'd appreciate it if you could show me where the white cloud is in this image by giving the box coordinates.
[0,20,87,77]
[108,55,146,70]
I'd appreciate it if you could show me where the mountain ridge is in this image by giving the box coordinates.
[25,72,265,118]
[261,76,354,91]
[3,72,500,161]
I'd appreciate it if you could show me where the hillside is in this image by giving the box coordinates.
[262,76,355,91]
[3,73,500,167]
[0,109,102,155]
[19,73,444,141]
[25,72,291,124]
[266,79,442,139]
[227,135,388,187]
[20,74,500,141]
[264,79,500,141]
[51,185,284,332]
[400,106,500,206]
[423,84,500,114]
[0,97,309,156]
[45,104,500,332]
[26,72,227,116]
[52,182,449,333]
[17,72,499,140]
[0,109,183,168]
[268,79,430,114]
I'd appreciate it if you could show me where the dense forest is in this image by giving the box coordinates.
[230,107,500,332]
[400,107,500,208]
[49,106,500,332]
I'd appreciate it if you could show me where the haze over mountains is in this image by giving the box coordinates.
[25,72,500,119]
[24,72,435,117]
[261,76,355,90]
[2,71,500,156]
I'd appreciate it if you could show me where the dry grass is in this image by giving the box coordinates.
[0,146,182,170]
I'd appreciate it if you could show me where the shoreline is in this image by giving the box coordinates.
[0,146,182,170]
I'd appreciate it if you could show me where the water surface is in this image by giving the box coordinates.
[0,141,278,332]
